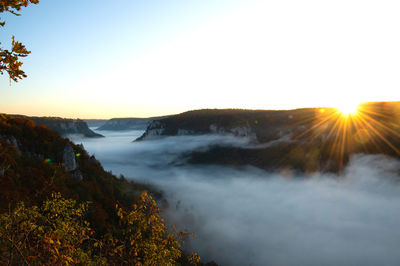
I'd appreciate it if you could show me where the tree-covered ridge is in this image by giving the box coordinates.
[0,114,200,265]
[189,102,399,173]
[136,107,339,142]
[0,114,126,213]
[139,102,399,143]
[138,102,400,173]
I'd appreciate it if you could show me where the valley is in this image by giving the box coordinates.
[71,103,400,265]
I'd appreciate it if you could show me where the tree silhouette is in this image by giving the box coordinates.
[0,0,39,82]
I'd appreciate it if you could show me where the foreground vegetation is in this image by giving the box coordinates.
[0,114,200,265]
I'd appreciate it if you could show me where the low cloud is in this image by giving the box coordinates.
[77,130,400,266]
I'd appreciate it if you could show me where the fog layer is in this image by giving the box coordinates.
[75,130,400,266]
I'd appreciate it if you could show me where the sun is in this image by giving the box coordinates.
[337,102,360,116]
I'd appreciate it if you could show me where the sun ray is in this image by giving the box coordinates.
[356,112,400,156]
[295,109,338,140]
[293,102,400,173]
[268,102,398,173]
[358,111,400,138]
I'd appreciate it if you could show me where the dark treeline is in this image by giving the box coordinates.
[137,102,400,173]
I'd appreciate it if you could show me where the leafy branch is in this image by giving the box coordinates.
[0,0,39,83]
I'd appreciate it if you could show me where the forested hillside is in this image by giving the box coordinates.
[137,102,400,173]
[0,114,200,265]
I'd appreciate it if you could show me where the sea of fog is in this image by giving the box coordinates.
[71,129,400,266]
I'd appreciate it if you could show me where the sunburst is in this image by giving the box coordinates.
[292,102,399,173]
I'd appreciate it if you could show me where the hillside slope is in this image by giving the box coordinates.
[137,102,400,173]
[136,108,334,142]
[0,114,146,229]
[0,114,201,265]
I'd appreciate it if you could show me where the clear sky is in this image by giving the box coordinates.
[1,0,399,119]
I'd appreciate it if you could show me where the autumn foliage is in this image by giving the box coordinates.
[0,0,39,82]
[0,192,199,265]
[0,193,103,265]
[0,114,200,265]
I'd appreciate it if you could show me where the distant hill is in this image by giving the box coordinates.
[135,108,330,142]
[12,115,104,138]
[137,102,400,173]
[84,119,108,128]
[97,116,169,131]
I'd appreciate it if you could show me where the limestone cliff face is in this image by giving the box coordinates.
[42,119,104,138]
[14,115,104,138]
[97,118,153,131]
[209,123,257,140]
[138,122,257,141]
[63,143,83,180]
[97,116,170,131]
[0,135,21,155]
[135,121,166,140]
[135,111,261,142]
[63,144,77,172]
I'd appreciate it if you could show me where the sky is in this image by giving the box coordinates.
[1,0,399,119]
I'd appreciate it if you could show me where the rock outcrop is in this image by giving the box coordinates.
[13,115,104,138]
[0,135,21,155]
[97,118,153,131]
[209,123,257,140]
[63,144,77,172]
[135,121,166,140]
[84,119,108,128]
[97,116,170,131]
[63,144,82,180]
[0,114,96,182]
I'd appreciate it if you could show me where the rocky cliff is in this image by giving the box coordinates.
[15,115,104,138]
[0,114,86,181]
[63,143,83,180]
[135,108,323,142]
[84,119,108,128]
[0,134,21,155]
[97,118,152,131]
[97,116,169,131]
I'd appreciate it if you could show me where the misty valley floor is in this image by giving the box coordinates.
[72,129,400,266]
